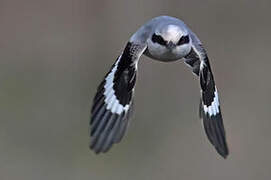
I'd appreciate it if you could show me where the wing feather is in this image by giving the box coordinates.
[184,43,229,158]
[89,42,146,154]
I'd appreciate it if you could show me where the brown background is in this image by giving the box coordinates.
[0,0,271,179]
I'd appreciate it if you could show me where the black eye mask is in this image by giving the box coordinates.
[151,33,167,46]
[177,35,190,45]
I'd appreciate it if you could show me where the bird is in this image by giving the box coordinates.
[89,16,229,158]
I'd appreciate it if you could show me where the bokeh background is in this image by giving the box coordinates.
[1,0,271,179]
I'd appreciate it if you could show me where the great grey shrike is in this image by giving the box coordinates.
[89,16,229,158]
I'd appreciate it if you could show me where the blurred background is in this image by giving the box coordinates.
[0,0,271,179]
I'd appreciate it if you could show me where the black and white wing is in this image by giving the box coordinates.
[184,39,229,158]
[90,42,146,154]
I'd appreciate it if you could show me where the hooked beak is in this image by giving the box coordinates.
[167,41,176,49]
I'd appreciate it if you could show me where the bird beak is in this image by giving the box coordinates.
[167,41,176,49]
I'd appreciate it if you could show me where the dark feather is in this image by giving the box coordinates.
[200,104,229,158]
[184,47,200,76]
[186,46,229,158]
[89,42,140,154]
[199,58,229,158]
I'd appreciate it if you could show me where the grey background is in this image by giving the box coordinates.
[0,0,271,179]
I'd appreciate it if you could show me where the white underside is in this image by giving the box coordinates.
[103,55,129,115]
[203,87,220,116]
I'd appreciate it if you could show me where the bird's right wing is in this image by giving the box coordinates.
[184,37,229,158]
[90,42,146,154]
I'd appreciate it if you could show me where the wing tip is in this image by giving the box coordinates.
[217,146,229,159]
[89,106,132,155]
[89,140,115,154]
[200,103,229,159]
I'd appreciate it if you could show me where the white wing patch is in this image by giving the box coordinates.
[203,87,220,116]
[103,55,130,115]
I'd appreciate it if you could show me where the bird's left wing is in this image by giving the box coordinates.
[90,42,146,154]
[184,32,229,158]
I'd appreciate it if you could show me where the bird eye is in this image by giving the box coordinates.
[151,34,167,46]
[177,35,190,45]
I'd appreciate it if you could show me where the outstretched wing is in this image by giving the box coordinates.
[90,42,146,154]
[184,42,229,158]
